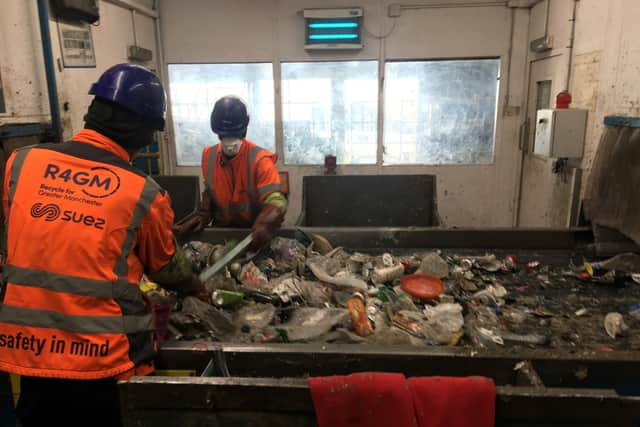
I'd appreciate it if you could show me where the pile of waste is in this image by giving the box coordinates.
[142,232,640,351]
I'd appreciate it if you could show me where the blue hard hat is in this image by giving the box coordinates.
[89,63,166,130]
[210,96,250,138]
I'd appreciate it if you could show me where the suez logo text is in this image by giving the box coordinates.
[30,202,106,230]
[43,164,121,198]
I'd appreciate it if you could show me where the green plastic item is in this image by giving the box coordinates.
[212,290,244,307]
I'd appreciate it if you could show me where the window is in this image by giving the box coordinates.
[383,59,500,165]
[168,63,275,166]
[536,80,552,110]
[281,61,378,165]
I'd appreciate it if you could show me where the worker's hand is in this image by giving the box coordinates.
[188,275,210,303]
[250,204,285,252]
[173,214,209,236]
[174,190,214,236]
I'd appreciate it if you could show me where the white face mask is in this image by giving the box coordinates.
[220,137,243,157]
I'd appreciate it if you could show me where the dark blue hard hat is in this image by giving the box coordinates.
[210,96,250,138]
[89,63,166,130]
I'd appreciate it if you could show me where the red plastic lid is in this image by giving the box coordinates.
[400,274,444,300]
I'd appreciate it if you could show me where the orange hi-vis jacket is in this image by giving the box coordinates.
[201,139,281,227]
[0,129,176,380]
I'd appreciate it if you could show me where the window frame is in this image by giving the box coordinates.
[167,61,277,167]
[280,59,380,166]
[381,57,501,167]
[167,57,501,168]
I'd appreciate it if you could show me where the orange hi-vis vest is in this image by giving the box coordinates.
[0,129,176,380]
[201,139,281,227]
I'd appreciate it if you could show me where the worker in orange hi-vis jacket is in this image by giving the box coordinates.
[0,63,207,427]
[176,95,287,252]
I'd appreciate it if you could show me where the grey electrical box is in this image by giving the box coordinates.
[128,45,153,62]
[530,35,553,52]
[52,0,100,24]
[534,109,588,158]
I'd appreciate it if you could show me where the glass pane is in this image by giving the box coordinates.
[383,59,500,165]
[536,80,552,110]
[281,61,378,165]
[168,63,275,166]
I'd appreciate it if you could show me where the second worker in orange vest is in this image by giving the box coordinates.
[177,96,288,251]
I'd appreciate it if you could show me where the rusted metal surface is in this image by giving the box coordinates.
[157,342,640,389]
[119,376,640,427]
[193,227,594,251]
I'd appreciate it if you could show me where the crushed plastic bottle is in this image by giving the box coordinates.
[239,262,269,288]
[422,303,464,344]
[270,237,307,270]
[307,255,368,291]
[276,308,350,342]
[233,304,277,330]
[474,254,503,272]
[371,264,405,285]
[476,327,504,345]
[417,252,449,278]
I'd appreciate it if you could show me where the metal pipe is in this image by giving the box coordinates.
[507,0,544,7]
[502,7,516,116]
[543,0,550,38]
[152,0,174,174]
[399,2,507,10]
[103,0,158,18]
[512,5,533,227]
[565,0,578,90]
[131,9,138,47]
[36,0,62,142]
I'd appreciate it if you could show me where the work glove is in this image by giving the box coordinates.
[176,275,210,303]
[250,204,285,252]
[174,190,214,236]
[189,275,211,303]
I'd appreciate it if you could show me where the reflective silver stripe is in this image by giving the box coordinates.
[6,148,30,209]
[257,183,281,197]
[247,146,264,214]
[0,305,153,334]
[206,145,220,208]
[216,203,250,214]
[113,177,160,277]
[3,148,31,254]
[229,203,250,213]
[3,265,140,301]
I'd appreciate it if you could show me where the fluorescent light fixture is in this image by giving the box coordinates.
[309,34,359,40]
[303,7,364,50]
[308,22,358,29]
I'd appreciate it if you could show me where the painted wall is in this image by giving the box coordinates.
[159,0,531,228]
[0,0,159,140]
[517,0,640,227]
